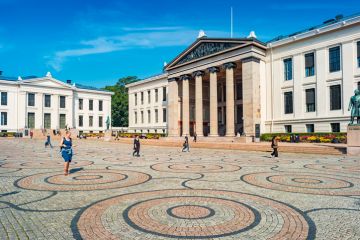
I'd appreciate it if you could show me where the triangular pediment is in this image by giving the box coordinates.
[166,38,251,69]
[21,78,73,89]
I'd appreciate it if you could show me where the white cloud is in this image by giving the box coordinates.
[47,28,227,71]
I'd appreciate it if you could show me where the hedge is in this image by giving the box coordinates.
[260,132,347,143]
[0,132,15,137]
[116,133,166,139]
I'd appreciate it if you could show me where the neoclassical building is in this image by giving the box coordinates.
[0,72,113,134]
[128,13,360,138]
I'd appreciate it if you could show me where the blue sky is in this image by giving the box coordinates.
[0,0,359,87]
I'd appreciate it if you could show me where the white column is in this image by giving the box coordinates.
[167,78,179,136]
[209,67,219,136]
[224,62,236,137]
[194,71,204,136]
[181,75,190,136]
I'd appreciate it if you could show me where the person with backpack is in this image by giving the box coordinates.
[133,135,140,157]
[60,131,73,175]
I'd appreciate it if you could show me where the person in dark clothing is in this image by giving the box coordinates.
[45,133,53,148]
[182,135,190,152]
[133,135,140,157]
[193,133,197,142]
[271,136,279,158]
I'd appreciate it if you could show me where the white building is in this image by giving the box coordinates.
[126,74,168,134]
[127,13,360,136]
[0,72,113,135]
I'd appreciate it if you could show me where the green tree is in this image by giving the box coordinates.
[104,76,139,127]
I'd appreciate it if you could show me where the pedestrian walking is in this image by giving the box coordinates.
[60,131,73,176]
[182,135,190,152]
[133,135,140,157]
[271,136,279,158]
[30,130,33,139]
[45,133,53,148]
[193,133,197,142]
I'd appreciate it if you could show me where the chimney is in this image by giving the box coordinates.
[66,80,72,84]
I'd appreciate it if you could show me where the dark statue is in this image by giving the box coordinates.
[106,116,111,130]
[348,89,360,125]
[177,42,241,65]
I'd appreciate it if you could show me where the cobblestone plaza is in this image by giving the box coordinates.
[0,139,359,239]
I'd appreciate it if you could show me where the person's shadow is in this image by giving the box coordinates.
[69,168,83,174]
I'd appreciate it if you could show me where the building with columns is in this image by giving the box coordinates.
[0,72,113,134]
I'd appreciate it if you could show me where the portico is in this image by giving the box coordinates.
[165,37,267,139]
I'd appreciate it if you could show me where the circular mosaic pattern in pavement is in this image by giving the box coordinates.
[15,169,150,191]
[241,172,360,196]
[1,160,93,169]
[150,162,241,173]
[304,164,360,173]
[222,158,293,165]
[75,189,312,239]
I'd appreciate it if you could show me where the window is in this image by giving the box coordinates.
[155,109,158,123]
[329,46,341,72]
[283,58,293,81]
[79,99,83,110]
[44,95,51,107]
[99,100,103,111]
[0,112,7,125]
[305,88,316,112]
[99,116,103,127]
[330,85,341,110]
[44,113,51,129]
[134,112,138,124]
[284,91,293,114]
[89,100,93,111]
[306,124,314,133]
[141,111,144,123]
[357,41,360,68]
[89,116,93,127]
[141,92,144,105]
[162,87,166,101]
[59,114,66,129]
[148,91,151,104]
[28,113,35,128]
[1,92,7,105]
[60,96,66,108]
[305,52,315,77]
[28,93,35,106]
[135,93,137,106]
[285,125,292,133]
[331,123,340,133]
[147,110,151,123]
[236,83,242,100]
[155,89,158,102]
[79,115,83,127]
[163,108,167,123]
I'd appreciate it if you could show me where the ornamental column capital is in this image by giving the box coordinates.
[223,62,237,70]
[208,66,220,73]
[179,74,191,81]
[192,70,205,78]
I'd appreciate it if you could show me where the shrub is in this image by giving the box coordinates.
[0,132,15,137]
[260,132,346,143]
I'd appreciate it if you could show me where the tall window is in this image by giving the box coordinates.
[329,46,341,72]
[155,89,158,102]
[147,110,151,123]
[155,109,158,123]
[135,93,137,106]
[148,90,151,104]
[89,116,93,127]
[59,114,66,129]
[306,124,314,133]
[44,95,51,107]
[44,113,51,129]
[79,115,83,127]
[28,113,35,128]
[305,88,316,112]
[141,111,144,123]
[134,112,138,124]
[331,123,340,133]
[99,100,103,111]
[89,100,93,111]
[163,108,167,122]
[141,92,144,105]
[1,92,7,105]
[162,87,167,101]
[283,58,293,81]
[60,96,66,108]
[305,52,315,77]
[236,83,242,100]
[284,92,293,114]
[0,112,7,125]
[330,85,341,110]
[357,41,360,68]
[284,125,292,133]
[79,99,83,110]
[28,93,35,106]
[99,116,103,127]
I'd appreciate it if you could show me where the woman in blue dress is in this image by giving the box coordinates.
[60,131,73,175]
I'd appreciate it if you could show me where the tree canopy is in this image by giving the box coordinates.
[104,76,139,127]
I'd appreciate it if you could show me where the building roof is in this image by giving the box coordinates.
[268,12,360,45]
[125,73,168,88]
